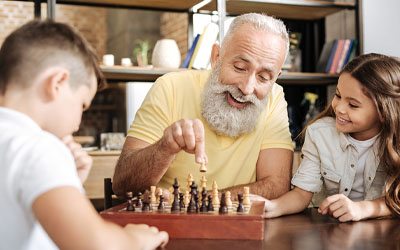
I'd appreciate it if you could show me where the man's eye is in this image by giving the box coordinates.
[234,65,245,71]
[259,75,269,82]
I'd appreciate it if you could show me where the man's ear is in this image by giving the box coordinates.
[43,68,70,101]
[210,43,221,69]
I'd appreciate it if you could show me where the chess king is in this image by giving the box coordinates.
[113,13,293,200]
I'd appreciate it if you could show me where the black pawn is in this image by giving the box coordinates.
[171,178,180,212]
[187,181,197,213]
[219,191,228,214]
[179,193,185,210]
[237,194,245,213]
[207,195,214,212]
[126,192,135,211]
[158,195,165,211]
[200,188,208,212]
[136,192,143,207]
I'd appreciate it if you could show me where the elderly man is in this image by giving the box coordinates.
[113,13,293,199]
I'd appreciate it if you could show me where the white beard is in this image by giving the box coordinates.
[200,61,270,137]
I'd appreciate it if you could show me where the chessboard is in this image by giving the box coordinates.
[100,200,265,240]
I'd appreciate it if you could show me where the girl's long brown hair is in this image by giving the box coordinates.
[301,53,400,216]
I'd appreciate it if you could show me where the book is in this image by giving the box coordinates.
[191,22,219,70]
[325,40,339,73]
[336,39,351,73]
[182,34,200,68]
[329,39,345,74]
[344,39,357,66]
[316,40,336,73]
[188,29,205,69]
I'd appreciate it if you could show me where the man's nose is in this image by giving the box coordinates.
[238,75,256,96]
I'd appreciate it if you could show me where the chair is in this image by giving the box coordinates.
[103,178,124,210]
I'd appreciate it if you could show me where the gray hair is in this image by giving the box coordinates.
[222,13,289,60]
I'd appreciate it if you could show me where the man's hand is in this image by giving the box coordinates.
[318,194,363,222]
[161,119,208,164]
[62,135,92,183]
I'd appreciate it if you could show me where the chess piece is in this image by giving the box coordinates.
[199,161,207,172]
[219,191,228,214]
[200,176,207,190]
[187,173,194,191]
[212,181,220,206]
[184,190,190,206]
[243,186,251,205]
[237,194,245,213]
[171,178,180,212]
[200,188,208,212]
[136,192,143,207]
[158,194,165,211]
[225,191,232,208]
[179,193,185,210]
[150,186,157,204]
[207,195,214,211]
[195,193,200,212]
[187,181,197,213]
[157,188,163,203]
[126,192,135,211]
[142,190,152,212]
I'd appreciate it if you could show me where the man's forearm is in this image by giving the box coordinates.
[224,176,291,200]
[113,139,176,197]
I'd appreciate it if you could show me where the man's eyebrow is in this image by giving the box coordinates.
[234,55,274,73]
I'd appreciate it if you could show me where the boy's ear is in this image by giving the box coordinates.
[210,43,221,69]
[43,68,70,101]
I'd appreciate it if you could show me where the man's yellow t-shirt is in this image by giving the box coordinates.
[128,70,293,190]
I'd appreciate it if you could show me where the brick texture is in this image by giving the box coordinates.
[160,12,188,63]
[0,1,106,59]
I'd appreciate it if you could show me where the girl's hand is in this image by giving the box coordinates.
[62,135,92,183]
[318,194,363,222]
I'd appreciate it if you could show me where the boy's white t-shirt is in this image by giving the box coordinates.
[0,107,83,250]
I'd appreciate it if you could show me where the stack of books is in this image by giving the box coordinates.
[316,39,357,74]
[182,22,219,69]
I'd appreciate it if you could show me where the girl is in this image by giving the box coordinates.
[263,53,400,222]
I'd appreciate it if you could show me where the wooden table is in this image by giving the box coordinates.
[165,208,400,250]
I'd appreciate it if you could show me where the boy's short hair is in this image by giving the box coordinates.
[0,19,105,94]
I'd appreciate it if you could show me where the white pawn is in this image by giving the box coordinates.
[184,190,190,206]
[243,186,251,205]
[225,191,232,208]
[150,186,157,204]
[212,180,219,206]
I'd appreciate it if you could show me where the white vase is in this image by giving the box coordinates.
[152,39,181,68]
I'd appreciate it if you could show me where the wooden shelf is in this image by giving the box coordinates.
[51,0,203,11]
[277,72,338,85]
[102,66,338,85]
[199,0,356,20]
[101,65,188,82]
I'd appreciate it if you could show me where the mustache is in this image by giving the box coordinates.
[209,81,260,105]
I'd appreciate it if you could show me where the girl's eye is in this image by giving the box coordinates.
[349,103,359,108]
[334,93,341,99]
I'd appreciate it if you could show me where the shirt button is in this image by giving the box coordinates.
[345,188,348,192]
[323,172,327,175]
[351,164,355,168]
[369,177,372,181]
[301,154,304,159]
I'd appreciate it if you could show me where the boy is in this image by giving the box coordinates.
[0,20,168,249]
